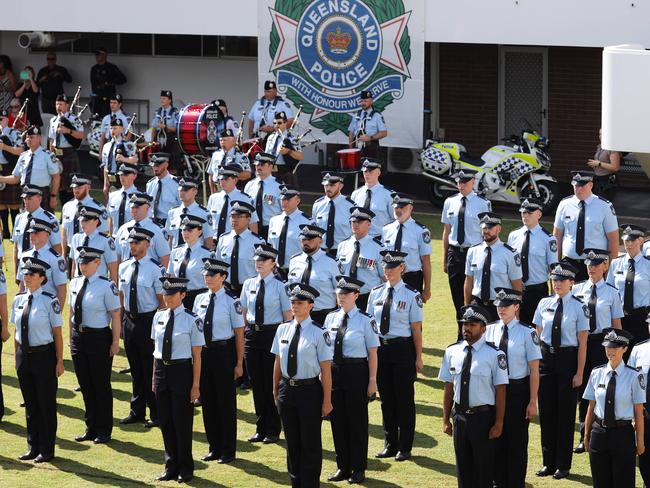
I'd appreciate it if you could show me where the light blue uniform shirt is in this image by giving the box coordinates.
[271,318,333,379]
[288,250,340,312]
[12,147,60,187]
[484,319,542,380]
[643,240,650,257]
[168,241,213,290]
[351,184,395,237]
[572,279,624,334]
[243,175,283,226]
[366,280,423,339]
[118,257,165,313]
[12,207,61,254]
[248,96,293,134]
[100,110,129,138]
[18,245,67,296]
[324,307,380,359]
[165,202,213,248]
[146,173,181,222]
[61,195,109,245]
[11,288,63,346]
[193,288,244,341]
[336,234,384,294]
[115,218,170,262]
[442,191,491,247]
[606,253,650,309]
[553,194,618,259]
[382,217,433,272]
[508,224,558,286]
[268,210,312,267]
[265,129,294,166]
[347,109,386,137]
[207,147,250,180]
[69,230,117,277]
[628,339,650,399]
[152,306,206,360]
[207,188,258,236]
[465,240,523,300]
[583,362,645,420]
[100,137,136,173]
[107,185,139,237]
[215,229,265,286]
[68,274,120,328]
[241,273,291,325]
[312,194,355,250]
[438,335,510,407]
[533,293,590,346]
[48,112,84,148]
[150,106,179,134]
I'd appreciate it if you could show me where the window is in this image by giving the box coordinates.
[72,33,118,54]
[220,36,257,57]
[154,35,201,56]
[120,34,153,56]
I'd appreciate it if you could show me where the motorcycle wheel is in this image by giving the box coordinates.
[427,181,456,208]
[520,179,560,213]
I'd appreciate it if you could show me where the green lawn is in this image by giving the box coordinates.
[0,213,619,487]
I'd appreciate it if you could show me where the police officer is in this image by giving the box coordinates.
[215,99,241,136]
[207,130,251,193]
[167,215,213,309]
[69,207,118,281]
[267,185,312,279]
[118,227,164,428]
[533,262,589,479]
[150,90,180,169]
[151,276,204,483]
[248,80,293,138]
[312,172,355,256]
[337,206,385,310]
[68,247,121,444]
[48,93,84,205]
[325,276,380,484]
[508,198,558,324]
[264,111,303,183]
[382,193,432,297]
[367,250,423,461]
[553,171,619,282]
[101,118,137,196]
[439,305,509,488]
[583,328,645,488]
[0,108,24,231]
[271,282,333,488]
[351,158,395,237]
[215,201,265,296]
[464,212,523,323]
[11,257,64,463]
[288,224,340,325]
[241,244,292,444]
[607,224,650,351]
[572,249,624,454]
[146,153,181,226]
[485,288,542,488]
[244,152,283,240]
[166,177,213,249]
[98,93,129,156]
[114,193,170,268]
[193,258,244,463]
[442,170,491,323]
[0,126,60,211]
[207,164,259,237]
[347,90,387,159]
[106,163,140,237]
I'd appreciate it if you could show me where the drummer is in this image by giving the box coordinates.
[207,129,251,193]
[247,80,293,138]
[150,90,180,167]
[347,90,387,160]
[215,99,240,136]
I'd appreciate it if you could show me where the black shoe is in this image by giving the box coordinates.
[75,432,95,442]
[177,474,193,483]
[120,414,145,425]
[155,471,177,482]
[34,453,53,463]
[375,447,398,459]
[348,471,365,484]
[74,385,82,392]
[262,435,279,444]
[536,466,554,477]
[248,433,265,442]
[18,451,38,461]
[202,452,219,462]
[327,469,349,482]
[119,367,131,374]
[395,451,411,462]
[217,455,235,464]
[553,469,570,480]
[144,419,160,429]
[239,381,252,390]
[573,442,585,453]
[93,435,111,444]
[19,401,25,407]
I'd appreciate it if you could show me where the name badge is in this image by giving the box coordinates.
[250,290,257,295]
[597,384,606,389]
[281,339,289,344]
[615,271,624,275]
[546,308,555,312]
[450,367,456,372]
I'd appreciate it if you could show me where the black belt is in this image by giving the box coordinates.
[594,416,633,428]
[334,357,367,365]
[449,245,470,252]
[204,337,234,348]
[126,310,157,319]
[541,342,578,354]
[248,323,280,332]
[524,282,549,290]
[588,332,605,341]
[403,270,423,276]
[187,288,208,295]
[625,306,650,317]
[472,295,494,307]
[563,257,585,265]
[281,376,319,387]
[454,403,494,415]
[379,336,412,346]
[74,326,110,333]
[156,358,192,366]
[508,376,530,385]
[24,342,54,354]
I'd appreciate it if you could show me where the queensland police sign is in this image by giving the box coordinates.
[259,0,424,148]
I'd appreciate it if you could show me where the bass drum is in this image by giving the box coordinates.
[176,102,226,156]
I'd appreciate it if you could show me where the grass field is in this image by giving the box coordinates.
[0,212,626,487]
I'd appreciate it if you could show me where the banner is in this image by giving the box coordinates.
[258,0,424,149]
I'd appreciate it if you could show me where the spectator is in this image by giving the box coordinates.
[7,98,27,132]
[36,52,72,115]
[15,66,43,130]
[587,128,621,199]
[0,55,17,112]
[90,47,126,118]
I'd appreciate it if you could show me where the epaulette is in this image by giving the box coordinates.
[201,245,212,251]
[560,195,573,202]
[519,321,535,329]
[404,283,419,294]
[476,194,489,201]
[469,242,482,248]
[99,276,110,281]
[485,341,499,350]
[540,226,552,236]
[359,310,373,319]
[612,254,625,260]
[16,291,27,296]
[644,256,650,262]
[626,364,640,371]
[605,282,618,289]
[314,195,325,203]
[414,220,428,230]
[197,203,208,211]
[571,295,584,303]
[44,210,56,219]
[575,280,587,286]
[300,211,311,220]
[447,340,462,347]
[345,196,355,204]
[595,195,612,205]
[289,252,302,260]
[635,338,650,347]
[323,252,337,261]
[373,236,383,246]
[147,176,157,184]
[503,243,517,253]
[42,291,56,298]
[150,258,161,266]
[48,247,61,257]
[371,283,384,291]
[312,321,325,329]
[153,220,164,229]
[242,190,252,198]
[91,198,105,208]
[186,310,198,317]
[250,232,262,240]
[225,289,239,300]
[593,363,607,370]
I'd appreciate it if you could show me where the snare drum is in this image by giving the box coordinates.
[337,148,362,171]
[140,141,161,163]
[176,103,226,156]
[241,138,263,161]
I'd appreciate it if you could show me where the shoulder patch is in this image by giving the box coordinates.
[549,238,558,253]
[514,253,521,266]
[323,331,332,346]
[639,373,646,390]
[195,318,204,333]
[530,329,540,345]
[57,258,66,272]
[107,237,116,250]
[51,298,61,314]
[497,353,507,370]
[415,294,423,308]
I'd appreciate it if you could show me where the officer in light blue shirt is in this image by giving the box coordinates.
[207,130,251,194]
[248,80,293,137]
[243,152,283,240]
[149,91,179,152]
[106,164,140,237]
[347,90,387,159]
[351,158,395,237]
[3,126,61,192]
[99,95,129,140]
[627,321,650,485]
[100,118,137,190]
[165,177,213,249]
[207,164,259,237]
[12,185,62,258]
[61,174,109,249]
[312,172,355,255]
[607,225,650,313]
[145,152,181,225]
[70,207,118,280]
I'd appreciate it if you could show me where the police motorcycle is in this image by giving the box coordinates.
[420,126,559,213]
